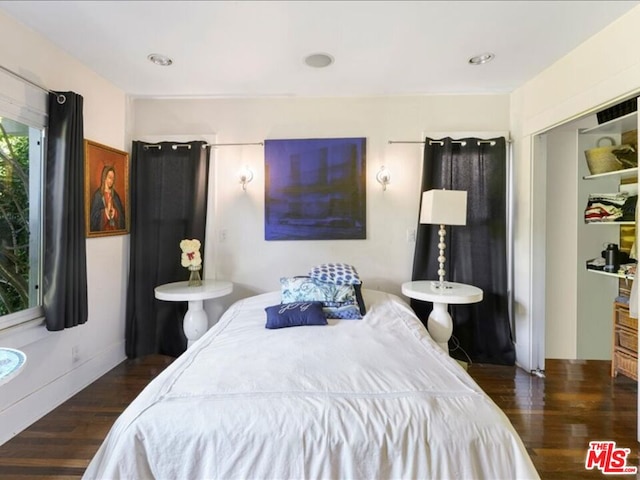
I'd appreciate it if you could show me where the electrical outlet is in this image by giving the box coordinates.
[407,228,416,243]
[219,229,227,242]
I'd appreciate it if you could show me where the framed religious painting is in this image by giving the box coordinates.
[84,139,130,237]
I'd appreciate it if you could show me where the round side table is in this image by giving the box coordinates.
[401,281,483,354]
[0,348,27,386]
[155,280,233,348]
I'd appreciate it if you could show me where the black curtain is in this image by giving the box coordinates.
[411,137,515,365]
[125,141,209,358]
[43,91,88,331]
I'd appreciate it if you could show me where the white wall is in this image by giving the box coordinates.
[510,5,640,369]
[132,95,510,316]
[0,11,128,445]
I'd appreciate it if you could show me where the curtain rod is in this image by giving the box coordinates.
[0,64,66,104]
[388,139,500,146]
[202,142,264,148]
[142,144,192,150]
[389,138,512,146]
[143,141,264,150]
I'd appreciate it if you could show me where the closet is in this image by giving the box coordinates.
[541,98,637,366]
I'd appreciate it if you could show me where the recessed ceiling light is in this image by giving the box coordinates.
[147,53,173,66]
[304,53,334,68]
[468,53,495,65]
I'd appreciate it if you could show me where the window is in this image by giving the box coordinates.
[0,73,47,331]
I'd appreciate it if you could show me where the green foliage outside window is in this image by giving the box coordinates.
[0,123,29,316]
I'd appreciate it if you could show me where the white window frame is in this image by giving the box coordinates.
[0,71,47,333]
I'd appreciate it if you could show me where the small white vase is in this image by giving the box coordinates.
[187,265,202,287]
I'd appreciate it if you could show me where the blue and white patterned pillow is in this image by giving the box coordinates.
[280,276,362,320]
[309,263,361,286]
[321,303,362,320]
[309,263,366,316]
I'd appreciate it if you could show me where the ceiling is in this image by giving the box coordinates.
[0,1,638,99]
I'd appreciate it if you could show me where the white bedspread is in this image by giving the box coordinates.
[84,290,539,479]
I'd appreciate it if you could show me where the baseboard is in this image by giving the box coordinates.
[0,341,125,446]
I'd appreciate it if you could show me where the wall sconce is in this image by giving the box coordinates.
[376,166,391,191]
[239,166,254,191]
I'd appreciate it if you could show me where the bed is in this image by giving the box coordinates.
[83,289,539,479]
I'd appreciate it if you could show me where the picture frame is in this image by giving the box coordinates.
[264,137,366,240]
[84,139,130,238]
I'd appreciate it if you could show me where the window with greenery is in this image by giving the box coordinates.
[0,115,44,328]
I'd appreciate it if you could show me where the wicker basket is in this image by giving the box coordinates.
[617,328,638,353]
[616,305,638,330]
[584,137,637,175]
[613,350,638,380]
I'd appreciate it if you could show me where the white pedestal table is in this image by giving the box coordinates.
[401,281,483,354]
[155,280,233,348]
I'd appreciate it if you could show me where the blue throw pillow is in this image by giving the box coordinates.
[308,264,367,316]
[309,263,361,285]
[353,283,367,316]
[280,276,362,319]
[281,276,357,305]
[265,302,328,329]
[322,303,362,320]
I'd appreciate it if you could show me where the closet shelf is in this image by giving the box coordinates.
[585,221,635,226]
[580,112,638,135]
[587,269,635,280]
[583,167,638,181]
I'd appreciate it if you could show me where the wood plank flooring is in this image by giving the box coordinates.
[0,356,636,479]
[0,355,174,479]
[470,359,638,480]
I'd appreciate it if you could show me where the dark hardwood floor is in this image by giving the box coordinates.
[471,360,637,480]
[0,356,636,479]
[0,355,175,479]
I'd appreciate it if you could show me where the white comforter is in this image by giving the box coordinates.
[84,290,539,479]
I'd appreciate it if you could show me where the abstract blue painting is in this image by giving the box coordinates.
[265,138,366,240]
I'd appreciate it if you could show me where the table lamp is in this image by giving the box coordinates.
[420,189,468,289]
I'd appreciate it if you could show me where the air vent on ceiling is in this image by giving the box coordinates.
[597,96,638,124]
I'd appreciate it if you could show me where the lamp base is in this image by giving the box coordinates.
[431,281,453,291]
[436,223,449,288]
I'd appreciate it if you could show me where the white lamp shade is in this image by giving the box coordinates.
[420,189,467,225]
